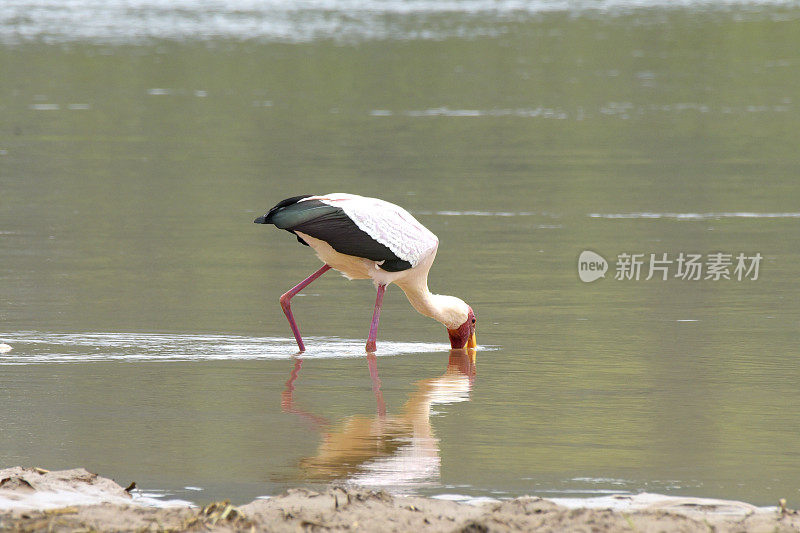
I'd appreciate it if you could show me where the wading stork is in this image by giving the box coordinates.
[254,193,477,353]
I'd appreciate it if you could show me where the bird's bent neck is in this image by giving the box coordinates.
[395,278,469,330]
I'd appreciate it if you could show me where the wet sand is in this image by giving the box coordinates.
[2,467,799,532]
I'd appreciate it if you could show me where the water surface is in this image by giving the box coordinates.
[2,0,800,507]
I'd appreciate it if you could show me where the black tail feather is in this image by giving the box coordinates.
[263,195,313,224]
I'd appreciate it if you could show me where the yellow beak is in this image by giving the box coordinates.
[467,331,477,349]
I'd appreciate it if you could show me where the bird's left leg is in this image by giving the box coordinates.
[365,284,386,353]
[280,264,332,352]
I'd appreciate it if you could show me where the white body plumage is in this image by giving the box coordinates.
[295,193,438,285]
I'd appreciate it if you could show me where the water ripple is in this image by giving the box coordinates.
[0,331,451,365]
[2,0,799,44]
[589,212,800,220]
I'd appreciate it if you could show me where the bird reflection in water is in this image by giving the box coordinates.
[281,349,477,492]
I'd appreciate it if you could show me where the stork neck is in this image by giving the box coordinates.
[396,280,467,330]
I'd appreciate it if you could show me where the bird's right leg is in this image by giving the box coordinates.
[365,283,386,353]
[280,264,332,352]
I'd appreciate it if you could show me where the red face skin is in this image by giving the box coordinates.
[447,307,476,349]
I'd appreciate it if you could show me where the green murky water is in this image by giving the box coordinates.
[2,4,800,506]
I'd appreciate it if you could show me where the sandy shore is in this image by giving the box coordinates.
[2,467,799,532]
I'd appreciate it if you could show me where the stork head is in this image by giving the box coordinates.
[447,306,477,349]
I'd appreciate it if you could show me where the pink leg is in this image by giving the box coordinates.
[280,264,332,352]
[365,284,386,353]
